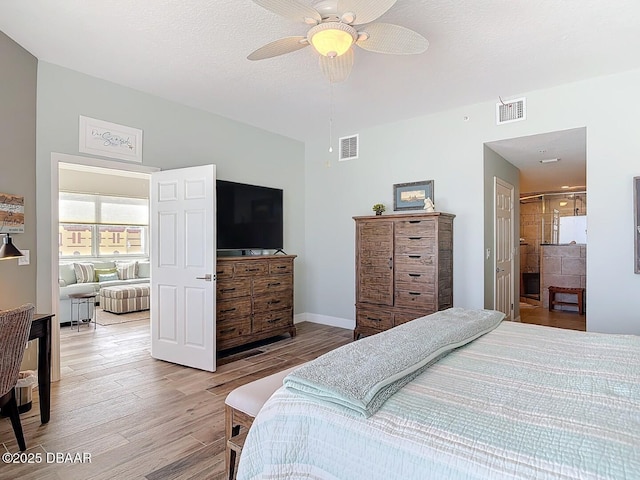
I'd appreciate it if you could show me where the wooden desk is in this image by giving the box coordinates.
[29,313,54,424]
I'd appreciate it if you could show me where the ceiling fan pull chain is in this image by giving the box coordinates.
[329,83,334,154]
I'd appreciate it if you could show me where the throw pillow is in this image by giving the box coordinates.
[73,263,95,284]
[94,267,118,282]
[59,263,77,286]
[117,261,138,280]
[98,272,119,282]
[137,261,150,279]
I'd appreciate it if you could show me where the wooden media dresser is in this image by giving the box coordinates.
[216,255,296,351]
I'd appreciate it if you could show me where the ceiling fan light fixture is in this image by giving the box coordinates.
[308,22,357,57]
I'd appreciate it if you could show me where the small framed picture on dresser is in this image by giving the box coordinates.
[393,180,434,211]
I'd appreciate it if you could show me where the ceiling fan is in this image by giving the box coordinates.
[247,0,429,82]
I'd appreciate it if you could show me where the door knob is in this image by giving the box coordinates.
[196,274,212,281]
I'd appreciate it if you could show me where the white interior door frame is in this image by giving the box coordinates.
[494,177,515,320]
[49,152,159,381]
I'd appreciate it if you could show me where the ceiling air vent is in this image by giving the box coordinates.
[496,97,526,125]
[339,134,359,161]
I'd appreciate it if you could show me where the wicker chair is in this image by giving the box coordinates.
[0,304,35,451]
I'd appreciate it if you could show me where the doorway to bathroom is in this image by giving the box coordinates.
[485,127,587,329]
[519,191,587,303]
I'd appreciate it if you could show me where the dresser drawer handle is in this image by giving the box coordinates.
[275,265,287,269]
[366,316,382,322]
[408,255,421,259]
[268,282,281,287]
[220,307,237,313]
[268,299,281,305]
[409,292,421,296]
[267,318,283,324]
[220,327,236,334]
[221,288,236,293]
[409,220,421,224]
[408,237,422,240]
[246,268,260,272]
[408,273,421,278]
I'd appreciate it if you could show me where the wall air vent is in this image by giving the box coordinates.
[339,134,359,161]
[496,97,526,125]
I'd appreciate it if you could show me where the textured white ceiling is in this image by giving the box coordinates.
[1,0,639,147]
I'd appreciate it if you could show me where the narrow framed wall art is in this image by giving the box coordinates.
[79,116,143,163]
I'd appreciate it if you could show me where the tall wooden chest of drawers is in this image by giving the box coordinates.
[354,213,454,339]
[216,255,296,350]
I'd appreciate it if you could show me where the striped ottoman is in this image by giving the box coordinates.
[100,284,150,314]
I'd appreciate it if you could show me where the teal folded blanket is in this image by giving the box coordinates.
[284,308,505,417]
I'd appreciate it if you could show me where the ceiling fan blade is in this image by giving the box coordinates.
[247,36,309,60]
[252,0,321,23]
[318,49,354,83]
[337,0,397,25]
[356,23,428,54]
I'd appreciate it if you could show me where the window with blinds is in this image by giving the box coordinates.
[59,192,149,258]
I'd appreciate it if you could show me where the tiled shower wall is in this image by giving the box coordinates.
[541,244,587,312]
[519,193,588,275]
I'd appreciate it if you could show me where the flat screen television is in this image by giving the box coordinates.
[216,180,283,251]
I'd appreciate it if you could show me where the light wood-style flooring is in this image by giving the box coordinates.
[0,320,352,480]
[519,303,586,331]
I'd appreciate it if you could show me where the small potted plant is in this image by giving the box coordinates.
[372,203,386,216]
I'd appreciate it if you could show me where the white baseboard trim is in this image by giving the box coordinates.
[294,312,355,330]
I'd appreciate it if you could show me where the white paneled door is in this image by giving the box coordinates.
[495,177,514,321]
[150,165,216,371]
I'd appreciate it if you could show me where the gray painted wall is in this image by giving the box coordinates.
[35,62,305,315]
[0,32,37,309]
[305,68,640,335]
[483,145,520,318]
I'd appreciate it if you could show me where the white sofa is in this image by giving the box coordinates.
[58,260,150,324]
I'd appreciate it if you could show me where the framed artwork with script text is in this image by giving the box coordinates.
[79,116,143,163]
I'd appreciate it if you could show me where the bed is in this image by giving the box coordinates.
[237,308,640,480]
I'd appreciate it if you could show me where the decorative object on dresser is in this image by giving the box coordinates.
[423,197,435,212]
[372,203,386,216]
[216,255,296,351]
[354,212,454,339]
[393,180,434,211]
